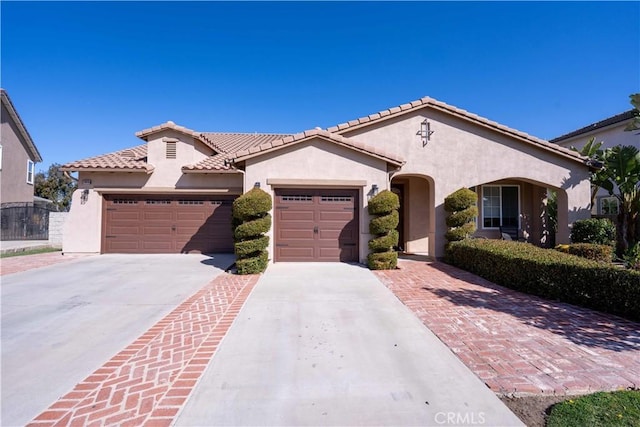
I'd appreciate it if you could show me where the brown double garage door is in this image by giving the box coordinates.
[274,189,359,262]
[102,194,235,254]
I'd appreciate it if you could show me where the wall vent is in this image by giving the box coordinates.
[166,141,177,159]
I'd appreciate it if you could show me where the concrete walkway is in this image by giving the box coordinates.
[375,260,640,396]
[174,263,522,426]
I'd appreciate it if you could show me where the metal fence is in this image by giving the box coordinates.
[1,205,50,240]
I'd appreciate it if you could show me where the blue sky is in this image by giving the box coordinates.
[2,1,639,172]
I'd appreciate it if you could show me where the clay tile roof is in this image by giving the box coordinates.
[228,129,404,167]
[200,132,292,155]
[61,144,152,172]
[182,153,233,172]
[326,95,587,164]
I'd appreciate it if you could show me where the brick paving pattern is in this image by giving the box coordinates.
[0,252,94,276]
[375,260,640,396]
[27,272,259,427]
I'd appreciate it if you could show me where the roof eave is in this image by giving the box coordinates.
[60,166,154,174]
[0,90,43,162]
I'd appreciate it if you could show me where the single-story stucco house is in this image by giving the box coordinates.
[61,96,593,262]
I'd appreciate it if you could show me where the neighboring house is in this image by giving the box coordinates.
[0,89,42,206]
[61,96,592,261]
[551,110,640,216]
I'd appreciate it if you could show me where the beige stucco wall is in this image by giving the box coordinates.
[63,129,243,253]
[243,138,390,264]
[0,102,36,204]
[343,108,591,257]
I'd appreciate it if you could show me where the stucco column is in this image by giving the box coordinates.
[557,179,592,244]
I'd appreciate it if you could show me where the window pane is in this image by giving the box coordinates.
[501,187,518,226]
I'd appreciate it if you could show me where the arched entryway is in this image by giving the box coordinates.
[390,174,435,256]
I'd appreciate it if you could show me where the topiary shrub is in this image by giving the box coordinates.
[444,188,478,244]
[367,190,399,270]
[570,218,616,246]
[232,188,272,274]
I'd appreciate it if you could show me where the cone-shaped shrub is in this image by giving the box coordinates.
[444,188,477,243]
[367,190,399,270]
[232,188,272,274]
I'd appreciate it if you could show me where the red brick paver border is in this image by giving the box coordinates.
[1,252,94,276]
[375,260,640,396]
[27,272,259,427]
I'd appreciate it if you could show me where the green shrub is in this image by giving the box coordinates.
[368,189,400,215]
[367,190,399,270]
[445,222,476,242]
[444,188,477,244]
[232,188,272,221]
[445,206,478,228]
[369,210,399,235]
[570,218,616,245]
[234,235,269,258]
[566,243,614,263]
[447,239,640,321]
[444,188,478,213]
[367,251,398,270]
[234,215,272,241]
[236,251,268,275]
[368,230,399,252]
[232,188,272,275]
[624,242,640,271]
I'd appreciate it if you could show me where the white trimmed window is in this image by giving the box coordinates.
[482,185,519,228]
[600,197,619,215]
[26,160,34,184]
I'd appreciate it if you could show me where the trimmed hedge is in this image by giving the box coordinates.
[234,235,270,258]
[444,189,477,212]
[234,215,272,240]
[570,218,616,246]
[369,210,399,235]
[445,222,476,242]
[568,243,614,263]
[446,239,640,321]
[367,251,398,270]
[367,190,399,270]
[232,188,272,274]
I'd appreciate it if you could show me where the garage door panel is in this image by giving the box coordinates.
[275,189,359,262]
[144,211,173,221]
[103,195,235,254]
[279,229,315,240]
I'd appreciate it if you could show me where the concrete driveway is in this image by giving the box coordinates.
[1,253,234,426]
[174,263,523,426]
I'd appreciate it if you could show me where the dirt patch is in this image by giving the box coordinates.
[500,394,581,427]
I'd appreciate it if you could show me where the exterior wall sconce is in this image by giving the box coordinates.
[420,119,434,146]
[254,182,260,188]
[81,189,89,204]
[368,184,379,201]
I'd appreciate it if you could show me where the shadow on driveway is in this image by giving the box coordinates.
[427,262,640,352]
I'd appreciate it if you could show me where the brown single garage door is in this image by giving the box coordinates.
[274,188,359,262]
[103,195,235,254]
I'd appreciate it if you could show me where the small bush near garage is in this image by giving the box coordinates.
[446,239,640,321]
[444,188,477,243]
[555,243,614,263]
[571,218,616,246]
[367,190,399,270]
[232,188,272,275]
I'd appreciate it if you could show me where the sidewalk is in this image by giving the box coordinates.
[0,240,54,255]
